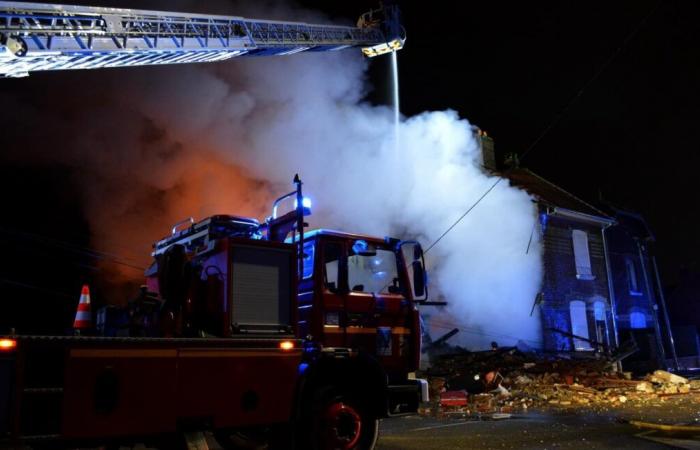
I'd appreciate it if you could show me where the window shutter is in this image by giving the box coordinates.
[572,230,595,280]
[569,300,593,350]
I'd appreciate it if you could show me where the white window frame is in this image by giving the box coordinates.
[569,300,593,351]
[625,257,643,296]
[572,229,595,280]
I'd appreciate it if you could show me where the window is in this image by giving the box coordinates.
[323,242,342,291]
[348,249,398,294]
[569,300,593,350]
[625,257,642,295]
[630,311,647,329]
[572,230,595,280]
[593,301,606,322]
[302,241,314,279]
[592,300,608,347]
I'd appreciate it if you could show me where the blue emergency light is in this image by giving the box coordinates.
[294,197,312,209]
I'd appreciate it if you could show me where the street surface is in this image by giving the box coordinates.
[2,399,699,449]
[378,402,700,450]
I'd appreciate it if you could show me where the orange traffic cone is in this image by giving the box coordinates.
[73,285,92,331]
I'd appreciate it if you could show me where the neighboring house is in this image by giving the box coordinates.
[667,267,700,368]
[603,209,677,370]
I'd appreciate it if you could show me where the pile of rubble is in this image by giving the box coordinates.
[420,348,700,418]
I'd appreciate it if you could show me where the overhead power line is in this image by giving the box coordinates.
[427,317,543,347]
[0,278,75,299]
[0,227,146,272]
[424,0,662,254]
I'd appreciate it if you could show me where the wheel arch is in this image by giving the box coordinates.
[293,352,388,420]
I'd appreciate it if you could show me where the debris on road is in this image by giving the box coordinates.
[420,348,700,418]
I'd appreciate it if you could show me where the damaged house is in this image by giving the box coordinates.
[505,165,617,353]
[479,134,673,364]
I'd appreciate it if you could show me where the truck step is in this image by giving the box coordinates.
[387,383,421,417]
[387,384,420,393]
[19,433,61,441]
[20,389,62,437]
[23,387,63,394]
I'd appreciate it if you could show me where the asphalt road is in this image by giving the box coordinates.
[377,411,700,450]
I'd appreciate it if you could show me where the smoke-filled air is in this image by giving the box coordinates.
[1,2,544,350]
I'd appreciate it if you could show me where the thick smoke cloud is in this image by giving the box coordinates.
[126,53,544,349]
[1,2,543,349]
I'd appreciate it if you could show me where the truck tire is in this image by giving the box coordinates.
[301,386,379,450]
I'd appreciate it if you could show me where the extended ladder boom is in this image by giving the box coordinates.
[0,1,404,77]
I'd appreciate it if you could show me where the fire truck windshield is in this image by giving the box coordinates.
[348,249,398,294]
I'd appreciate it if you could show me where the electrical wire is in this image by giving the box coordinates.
[0,227,146,272]
[427,317,543,347]
[425,177,502,253]
[0,278,75,299]
[423,0,662,254]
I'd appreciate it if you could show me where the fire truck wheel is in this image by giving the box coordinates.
[304,386,379,450]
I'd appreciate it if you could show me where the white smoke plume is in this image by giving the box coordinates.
[127,52,544,349]
[0,2,544,349]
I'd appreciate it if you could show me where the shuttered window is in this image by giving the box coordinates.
[569,300,593,351]
[572,230,595,280]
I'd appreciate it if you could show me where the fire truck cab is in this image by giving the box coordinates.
[295,230,426,387]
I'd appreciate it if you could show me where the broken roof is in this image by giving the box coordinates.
[502,168,611,219]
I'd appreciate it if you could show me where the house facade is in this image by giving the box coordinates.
[505,168,618,353]
[667,268,700,368]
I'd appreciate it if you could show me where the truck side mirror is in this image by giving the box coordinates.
[412,260,425,297]
[399,240,428,302]
[414,244,423,261]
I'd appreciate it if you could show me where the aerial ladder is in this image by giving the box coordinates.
[0,1,405,78]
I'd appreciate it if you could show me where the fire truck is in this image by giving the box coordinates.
[0,3,421,448]
[0,176,429,449]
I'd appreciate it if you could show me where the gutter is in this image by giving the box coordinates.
[601,225,621,350]
[549,207,616,227]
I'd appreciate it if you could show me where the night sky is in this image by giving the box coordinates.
[310,0,700,285]
[1,0,698,332]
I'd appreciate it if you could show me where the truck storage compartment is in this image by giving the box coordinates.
[61,347,178,438]
[13,339,66,440]
[230,244,294,334]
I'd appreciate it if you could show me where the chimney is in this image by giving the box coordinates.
[477,128,497,172]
